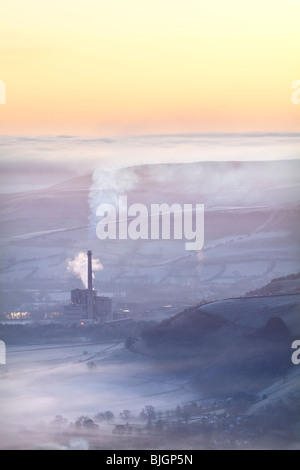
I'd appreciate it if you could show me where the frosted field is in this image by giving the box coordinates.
[0,341,197,449]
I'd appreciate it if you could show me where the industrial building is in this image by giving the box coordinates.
[64,250,112,323]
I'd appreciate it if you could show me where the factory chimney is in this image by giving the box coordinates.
[87,250,94,320]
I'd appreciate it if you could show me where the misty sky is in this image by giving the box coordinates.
[0,0,299,135]
[0,133,299,193]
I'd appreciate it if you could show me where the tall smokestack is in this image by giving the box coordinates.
[87,250,94,320]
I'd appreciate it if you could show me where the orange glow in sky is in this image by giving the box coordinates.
[0,0,299,136]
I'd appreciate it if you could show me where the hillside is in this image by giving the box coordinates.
[246,273,300,296]
[0,160,300,316]
[198,294,300,335]
[128,294,299,396]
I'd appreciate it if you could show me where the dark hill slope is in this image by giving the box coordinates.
[197,294,300,335]
[129,296,297,396]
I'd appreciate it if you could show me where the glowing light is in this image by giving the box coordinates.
[9,311,30,320]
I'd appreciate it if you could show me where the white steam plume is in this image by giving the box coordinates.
[67,252,103,288]
[88,165,139,229]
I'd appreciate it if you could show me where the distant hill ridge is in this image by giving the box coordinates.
[128,291,299,396]
[246,272,300,296]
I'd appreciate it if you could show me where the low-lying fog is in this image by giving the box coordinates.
[0,341,197,450]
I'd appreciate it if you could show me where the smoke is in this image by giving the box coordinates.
[82,133,299,232]
[1,133,299,194]
[88,165,139,229]
[67,252,103,288]
[88,159,300,224]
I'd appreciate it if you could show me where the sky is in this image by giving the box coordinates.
[0,0,299,136]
